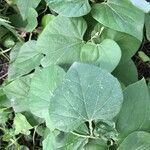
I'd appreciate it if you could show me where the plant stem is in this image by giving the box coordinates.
[89,120,93,136]
[71,131,98,139]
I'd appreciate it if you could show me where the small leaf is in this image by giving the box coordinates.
[116,79,150,137]
[80,39,121,72]
[138,51,150,62]
[118,131,150,150]
[91,0,145,41]
[46,0,91,17]
[49,63,123,132]
[14,113,32,135]
[91,24,141,64]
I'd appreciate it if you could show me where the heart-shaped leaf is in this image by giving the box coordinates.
[91,0,145,41]
[118,131,150,150]
[46,0,91,17]
[116,79,150,137]
[49,63,123,132]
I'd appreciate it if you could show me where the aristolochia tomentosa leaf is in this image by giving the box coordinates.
[49,63,123,132]
[91,0,145,41]
[37,16,121,72]
[29,65,66,120]
[116,79,150,138]
[37,16,87,66]
[118,131,150,150]
[8,40,43,80]
[45,0,91,17]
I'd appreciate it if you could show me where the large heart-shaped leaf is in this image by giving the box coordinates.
[49,63,123,132]
[45,0,91,17]
[118,131,150,150]
[37,16,121,72]
[116,79,150,137]
[29,65,65,119]
[8,40,43,80]
[91,0,145,41]
[37,16,87,66]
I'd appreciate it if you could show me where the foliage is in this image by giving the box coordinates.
[0,0,150,149]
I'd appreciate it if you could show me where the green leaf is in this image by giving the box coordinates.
[116,79,150,137]
[118,131,150,150]
[80,39,121,72]
[43,131,88,150]
[145,13,150,41]
[113,59,138,86]
[37,15,87,66]
[138,51,150,62]
[49,63,123,132]
[24,8,38,32]
[29,65,65,119]
[0,18,21,41]
[91,24,141,64]
[13,113,33,135]
[3,75,31,112]
[130,0,150,13]
[0,108,11,125]
[91,0,145,41]
[0,88,10,108]
[46,0,91,17]
[84,139,107,150]
[8,40,43,80]
[14,0,41,20]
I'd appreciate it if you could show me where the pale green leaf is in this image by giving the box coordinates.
[14,0,41,20]
[46,0,91,17]
[8,40,43,80]
[91,0,145,41]
[116,79,150,137]
[24,8,38,32]
[14,113,33,135]
[91,23,141,64]
[81,39,121,72]
[29,65,66,119]
[37,15,87,66]
[118,131,150,150]
[49,63,123,132]
[3,75,31,112]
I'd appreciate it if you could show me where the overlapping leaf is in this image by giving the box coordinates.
[8,40,43,80]
[29,65,65,119]
[91,0,145,41]
[118,131,150,150]
[49,63,123,132]
[46,0,91,17]
[117,79,150,137]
